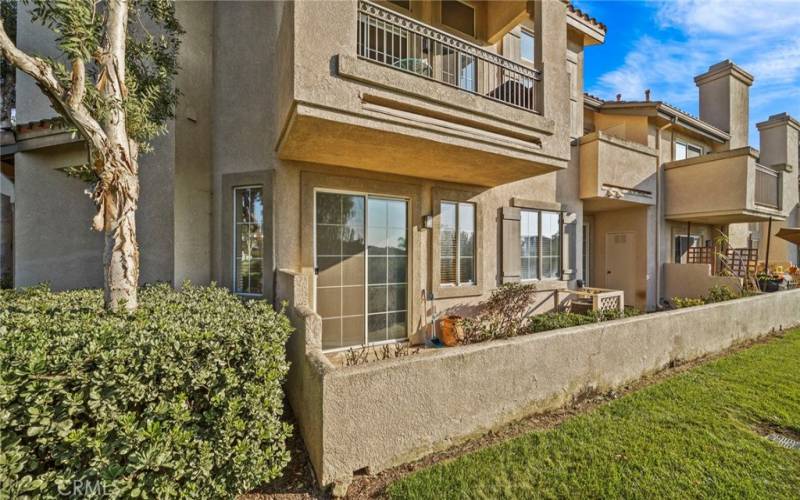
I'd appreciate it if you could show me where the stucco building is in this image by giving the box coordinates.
[3,0,799,487]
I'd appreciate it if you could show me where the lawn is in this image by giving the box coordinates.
[388,328,800,499]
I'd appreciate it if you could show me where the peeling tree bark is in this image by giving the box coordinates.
[0,0,140,310]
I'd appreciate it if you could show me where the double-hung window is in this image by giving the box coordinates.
[440,201,476,286]
[520,209,561,281]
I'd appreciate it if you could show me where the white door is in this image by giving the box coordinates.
[605,232,636,304]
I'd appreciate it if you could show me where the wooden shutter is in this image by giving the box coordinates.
[501,206,521,283]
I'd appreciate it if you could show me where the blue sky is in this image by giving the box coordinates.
[573,0,800,147]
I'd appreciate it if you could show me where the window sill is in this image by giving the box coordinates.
[519,279,569,292]
[434,284,484,299]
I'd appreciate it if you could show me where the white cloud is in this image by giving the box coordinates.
[587,0,800,144]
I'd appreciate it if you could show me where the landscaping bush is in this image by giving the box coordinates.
[672,285,741,308]
[0,283,293,498]
[461,283,641,343]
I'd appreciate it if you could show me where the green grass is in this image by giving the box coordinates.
[388,328,800,499]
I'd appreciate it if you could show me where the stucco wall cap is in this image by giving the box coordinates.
[663,145,758,170]
[694,60,755,87]
[579,130,659,157]
[756,112,800,132]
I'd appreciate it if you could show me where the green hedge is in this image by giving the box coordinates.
[0,284,293,498]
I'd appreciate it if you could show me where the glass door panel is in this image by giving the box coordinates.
[316,192,365,350]
[367,197,408,343]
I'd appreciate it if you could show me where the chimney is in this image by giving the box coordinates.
[644,89,651,102]
[757,113,800,170]
[616,93,621,102]
[694,60,754,149]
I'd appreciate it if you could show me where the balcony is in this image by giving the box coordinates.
[276,0,570,187]
[358,1,542,114]
[579,131,658,211]
[664,147,785,224]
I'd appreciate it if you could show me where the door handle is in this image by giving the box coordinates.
[607,270,611,274]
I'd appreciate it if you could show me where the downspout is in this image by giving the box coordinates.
[654,118,677,309]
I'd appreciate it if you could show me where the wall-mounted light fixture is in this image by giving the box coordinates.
[423,215,433,229]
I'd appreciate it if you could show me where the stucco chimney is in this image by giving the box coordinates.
[694,60,754,149]
[757,113,800,170]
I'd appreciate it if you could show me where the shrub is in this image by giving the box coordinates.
[461,283,642,343]
[0,283,293,498]
[461,283,538,343]
[671,297,706,308]
[672,285,741,309]
[704,285,738,303]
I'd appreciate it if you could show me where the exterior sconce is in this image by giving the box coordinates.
[423,215,433,229]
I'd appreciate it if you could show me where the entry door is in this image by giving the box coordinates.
[605,232,636,304]
[315,192,408,351]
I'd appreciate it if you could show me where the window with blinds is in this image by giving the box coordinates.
[520,209,561,281]
[440,201,475,286]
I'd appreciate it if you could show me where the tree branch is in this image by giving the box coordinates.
[0,21,106,153]
[68,58,86,109]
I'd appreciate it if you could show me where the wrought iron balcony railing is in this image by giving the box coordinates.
[357,0,542,114]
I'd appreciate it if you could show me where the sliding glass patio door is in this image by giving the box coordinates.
[315,191,408,350]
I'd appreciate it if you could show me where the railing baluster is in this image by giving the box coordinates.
[356,0,542,113]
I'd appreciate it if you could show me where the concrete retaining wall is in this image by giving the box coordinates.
[281,272,800,487]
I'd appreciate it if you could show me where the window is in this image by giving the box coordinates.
[520,29,534,62]
[440,201,475,286]
[441,0,475,37]
[675,140,702,160]
[673,234,701,263]
[233,186,264,295]
[520,209,562,281]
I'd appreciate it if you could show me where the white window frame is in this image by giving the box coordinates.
[520,209,563,282]
[440,200,476,287]
[675,140,703,160]
[520,28,535,63]
[232,185,264,297]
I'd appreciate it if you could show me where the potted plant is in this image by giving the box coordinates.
[756,273,782,292]
[438,315,464,347]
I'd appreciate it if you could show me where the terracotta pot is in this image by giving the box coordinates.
[438,315,463,347]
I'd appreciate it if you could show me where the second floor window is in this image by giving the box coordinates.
[675,141,703,160]
[440,201,476,286]
[520,29,535,62]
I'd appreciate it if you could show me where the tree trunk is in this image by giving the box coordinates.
[100,154,140,311]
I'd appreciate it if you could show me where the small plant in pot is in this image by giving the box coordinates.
[757,273,782,293]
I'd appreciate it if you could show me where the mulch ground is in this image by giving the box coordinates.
[243,329,788,499]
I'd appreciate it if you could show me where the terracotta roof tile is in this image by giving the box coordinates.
[566,2,607,32]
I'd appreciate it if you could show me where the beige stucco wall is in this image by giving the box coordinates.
[662,262,742,300]
[286,276,800,487]
[173,2,214,286]
[589,206,653,310]
[211,1,284,293]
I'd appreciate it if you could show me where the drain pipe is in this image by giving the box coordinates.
[654,118,677,308]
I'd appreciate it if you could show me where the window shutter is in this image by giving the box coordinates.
[562,212,577,281]
[501,206,521,283]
